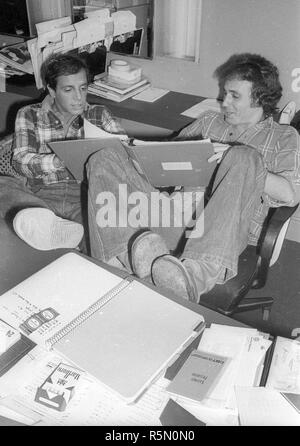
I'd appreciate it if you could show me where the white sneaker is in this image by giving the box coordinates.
[13,208,84,251]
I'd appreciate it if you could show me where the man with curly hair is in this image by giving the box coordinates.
[15,53,300,303]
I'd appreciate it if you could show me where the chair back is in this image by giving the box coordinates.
[279,101,296,124]
[200,204,299,317]
[269,218,291,266]
[0,134,21,178]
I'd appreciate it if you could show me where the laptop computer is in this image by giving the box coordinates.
[49,138,216,187]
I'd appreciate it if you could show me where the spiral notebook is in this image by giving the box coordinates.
[0,253,204,402]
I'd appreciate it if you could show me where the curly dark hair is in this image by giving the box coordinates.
[214,53,282,117]
[41,53,90,90]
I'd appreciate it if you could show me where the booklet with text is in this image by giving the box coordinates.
[166,349,230,403]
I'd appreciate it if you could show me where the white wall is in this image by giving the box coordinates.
[108,0,300,110]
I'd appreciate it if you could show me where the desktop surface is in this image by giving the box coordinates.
[4,81,204,134]
[0,217,247,329]
[88,90,204,132]
[0,219,249,426]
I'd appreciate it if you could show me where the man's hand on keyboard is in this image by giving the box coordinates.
[208,143,230,163]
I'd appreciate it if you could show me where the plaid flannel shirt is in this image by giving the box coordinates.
[177,111,300,244]
[12,95,125,187]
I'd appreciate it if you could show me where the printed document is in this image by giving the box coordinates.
[0,348,169,426]
[265,336,300,393]
[84,118,127,140]
[235,386,300,426]
[181,98,222,118]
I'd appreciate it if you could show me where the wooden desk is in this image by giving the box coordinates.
[88,90,204,133]
[0,215,250,426]
[3,81,202,136]
[0,86,243,426]
[0,219,70,295]
[0,217,246,329]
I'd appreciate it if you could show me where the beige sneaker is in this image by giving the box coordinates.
[151,255,198,301]
[151,255,222,302]
[13,207,84,251]
[130,230,169,278]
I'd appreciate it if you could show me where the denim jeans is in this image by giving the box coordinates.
[86,145,186,261]
[86,144,267,284]
[0,176,82,221]
[183,146,267,283]
[0,175,87,251]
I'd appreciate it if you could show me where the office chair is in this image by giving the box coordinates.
[199,105,299,320]
[0,133,20,178]
[200,204,299,321]
[279,101,296,125]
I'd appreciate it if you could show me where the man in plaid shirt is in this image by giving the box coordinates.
[5,53,126,252]
[9,53,300,305]
[83,53,300,303]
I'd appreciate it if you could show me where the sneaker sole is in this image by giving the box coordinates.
[13,207,84,251]
[152,254,197,301]
[130,231,169,278]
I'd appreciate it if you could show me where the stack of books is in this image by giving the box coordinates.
[88,74,151,102]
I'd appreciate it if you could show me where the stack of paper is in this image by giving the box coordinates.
[166,324,272,425]
[181,98,222,118]
[133,87,169,103]
[235,387,300,426]
[265,336,300,394]
[26,10,137,89]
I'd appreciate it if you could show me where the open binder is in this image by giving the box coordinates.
[0,253,204,402]
[123,139,216,187]
[48,138,216,187]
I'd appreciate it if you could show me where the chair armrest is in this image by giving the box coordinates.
[254,204,299,288]
[260,205,298,259]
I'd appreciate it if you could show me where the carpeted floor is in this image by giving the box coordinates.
[230,239,300,338]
